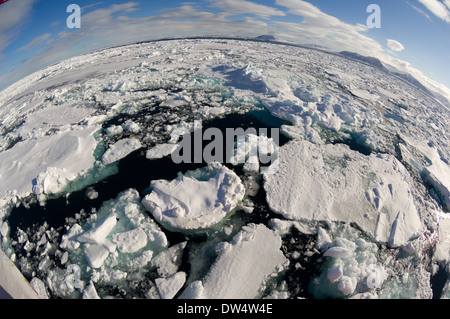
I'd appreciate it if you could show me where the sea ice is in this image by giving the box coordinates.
[434,216,450,263]
[146,143,179,160]
[180,224,288,299]
[112,228,148,253]
[77,213,118,245]
[84,243,112,269]
[310,225,387,298]
[0,126,99,200]
[142,162,245,231]
[264,140,422,247]
[102,138,142,165]
[155,271,186,299]
[150,242,187,278]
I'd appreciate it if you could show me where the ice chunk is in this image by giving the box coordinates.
[155,272,186,299]
[228,133,278,174]
[264,140,421,247]
[424,160,450,210]
[435,216,450,263]
[0,220,8,238]
[399,137,450,210]
[30,277,49,299]
[316,227,332,252]
[60,224,83,250]
[102,138,142,165]
[338,276,357,296]
[85,187,99,200]
[122,120,141,133]
[84,243,113,269]
[142,162,245,231]
[126,250,153,271]
[310,227,387,299]
[181,224,288,299]
[179,280,205,299]
[82,281,100,299]
[146,143,179,160]
[105,125,123,136]
[77,214,117,244]
[324,247,353,259]
[150,242,187,277]
[112,228,148,253]
[327,264,343,283]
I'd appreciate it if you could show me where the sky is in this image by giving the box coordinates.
[0,0,449,99]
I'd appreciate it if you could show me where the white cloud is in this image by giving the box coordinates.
[387,39,405,52]
[417,0,450,22]
[208,0,285,18]
[407,1,432,20]
[17,33,51,52]
[274,0,383,56]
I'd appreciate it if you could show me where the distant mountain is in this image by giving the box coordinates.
[338,51,389,72]
[255,35,278,41]
[304,44,332,51]
[337,51,450,106]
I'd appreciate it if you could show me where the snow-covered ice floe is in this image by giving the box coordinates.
[180,223,288,299]
[264,140,422,248]
[142,162,245,232]
[102,138,142,165]
[0,126,99,200]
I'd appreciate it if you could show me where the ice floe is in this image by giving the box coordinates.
[180,224,288,299]
[264,140,422,247]
[0,126,99,200]
[102,138,142,165]
[142,162,245,232]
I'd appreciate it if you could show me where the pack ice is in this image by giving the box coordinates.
[0,38,448,299]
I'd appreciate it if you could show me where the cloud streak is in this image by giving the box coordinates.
[208,0,285,18]
[0,0,36,55]
[418,0,450,22]
[274,0,383,57]
[17,33,51,52]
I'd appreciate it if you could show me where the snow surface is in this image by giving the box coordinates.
[264,140,422,247]
[142,162,245,231]
[180,223,288,299]
[0,126,99,200]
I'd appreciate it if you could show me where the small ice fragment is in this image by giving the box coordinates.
[77,213,117,244]
[84,243,111,269]
[155,272,186,299]
[337,276,357,296]
[83,281,100,299]
[112,228,148,253]
[323,247,352,259]
[30,277,49,299]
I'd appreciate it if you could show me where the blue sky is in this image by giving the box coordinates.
[0,0,449,98]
